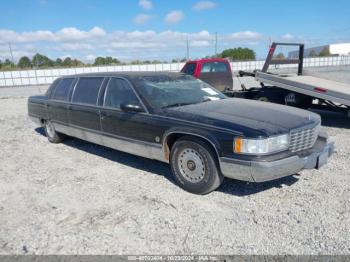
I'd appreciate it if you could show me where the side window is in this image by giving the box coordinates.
[200,63,211,73]
[182,63,196,75]
[72,77,104,105]
[104,78,141,109]
[201,62,229,73]
[212,62,229,72]
[51,78,75,101]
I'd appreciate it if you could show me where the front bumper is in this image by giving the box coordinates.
[219,134,334,182]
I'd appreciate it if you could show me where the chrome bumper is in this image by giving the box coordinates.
[219,136,334,183]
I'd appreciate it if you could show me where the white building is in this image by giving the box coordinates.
[288,43,350,58]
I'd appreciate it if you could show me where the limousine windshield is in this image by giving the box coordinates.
[134,75,226,109]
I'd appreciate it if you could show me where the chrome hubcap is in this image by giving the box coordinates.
[46,121,55,138]
[178,148,205,183]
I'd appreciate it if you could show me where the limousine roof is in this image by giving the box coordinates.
[60,71,186,80]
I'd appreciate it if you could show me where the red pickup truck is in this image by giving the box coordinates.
[181,58,233,92]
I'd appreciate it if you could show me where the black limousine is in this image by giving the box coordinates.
[28,72,334,194]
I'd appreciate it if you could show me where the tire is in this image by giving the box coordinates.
[44,120,65,143]
[253,88,285,104]
[170,136,223,195]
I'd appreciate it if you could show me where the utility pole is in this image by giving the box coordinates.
[8,43,15,66]
[214,32,218,57]
[186,35,189,60]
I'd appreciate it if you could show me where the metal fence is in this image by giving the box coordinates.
[0,55,349,87]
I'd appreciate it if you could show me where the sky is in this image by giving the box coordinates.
[0,0,349,62]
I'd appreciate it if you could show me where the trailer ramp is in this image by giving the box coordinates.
[255,71,350,107]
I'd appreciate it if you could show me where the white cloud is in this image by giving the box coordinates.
[0,27,272,61]
[133,14,153,25]
[193,1,216,11]
[60,43,93,51]
[85,54,96,61]
[164,10,184,24]
[190,40,210,47]
[282,33,294,40]
[0,27,106,43]
[56,26,106,41]
[230,31,262,40]
[139,0,152,10]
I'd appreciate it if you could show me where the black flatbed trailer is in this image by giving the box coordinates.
[226,43,350,115]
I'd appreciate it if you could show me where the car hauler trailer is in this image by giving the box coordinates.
[227,43,350,115]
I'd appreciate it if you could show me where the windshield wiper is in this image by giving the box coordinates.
[161,102,196,109]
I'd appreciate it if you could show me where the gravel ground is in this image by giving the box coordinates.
[0,72,349,255]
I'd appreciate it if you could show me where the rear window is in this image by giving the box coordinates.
[72,77,104,105]
[182,63,196,75]
[51,78,75,101]
[200,62,230,73]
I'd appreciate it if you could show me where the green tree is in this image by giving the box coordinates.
[274,52,285,59]
[180,58,187,62]
[62,57,72,67]
[130,60,142,65]
[309,50,318,57]
[319,47,331,57]
[55,58,63,67]
[220,47,256,60]
[71,59,84,67]
[94,57,106,66]
[0,59,2,69]
[171,59,178,63]
[17,56,32,68]
[32,53,53,67]
[3,58,14,68]
[105,56,120,65]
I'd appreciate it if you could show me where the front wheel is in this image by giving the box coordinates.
[170,137,223,195]
[44,120,65,143]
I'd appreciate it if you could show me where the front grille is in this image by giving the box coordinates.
[289,123,320,152]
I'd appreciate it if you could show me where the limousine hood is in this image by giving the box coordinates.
[161,98,320,137]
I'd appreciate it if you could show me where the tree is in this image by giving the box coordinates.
[55,58,63,67]
[171,59,178,63]
[71,59,84,67]
[309,50,318,57]
[17,56,32,68]
[220,47,256,60]
[3,58,14,68]
[105,56,120,65]
[62,57,72,67]
[274,52,285,59]
[0,59,2,69]
[32,53,53,67]
[319,47,331,57]
[93,56,120,66]
[94,57,106,66]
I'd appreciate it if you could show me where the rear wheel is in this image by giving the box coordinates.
[44,120,65,143]
[170,136,223,195]
[253,89,285,104]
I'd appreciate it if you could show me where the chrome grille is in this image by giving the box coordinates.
[289,123,320,152]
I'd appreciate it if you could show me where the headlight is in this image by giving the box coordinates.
[234,134,289,155]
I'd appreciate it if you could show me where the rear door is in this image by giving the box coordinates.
[68,77,105,136]
[198,61,233,91]
[48,77,76,125]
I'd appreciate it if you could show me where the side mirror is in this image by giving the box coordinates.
[120,103,144,113]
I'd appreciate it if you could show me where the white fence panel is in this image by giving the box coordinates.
[0,56,349,87]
